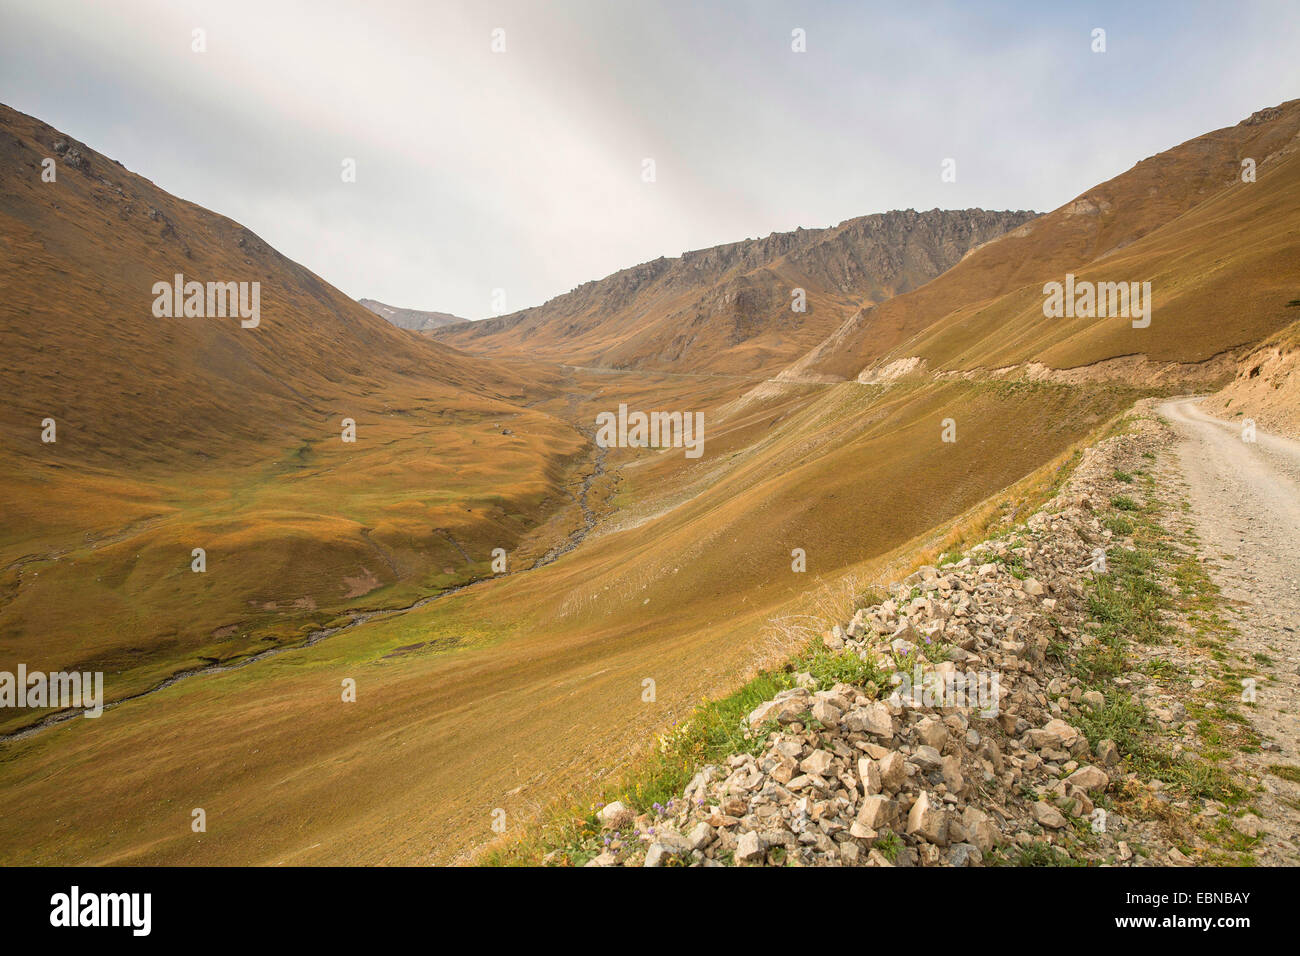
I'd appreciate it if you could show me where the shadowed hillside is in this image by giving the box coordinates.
[0,106,527,465]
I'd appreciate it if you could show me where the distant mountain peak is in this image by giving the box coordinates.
[358,298,469,332]
[431,207,1040,375]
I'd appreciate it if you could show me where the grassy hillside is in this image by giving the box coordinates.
[0,369,1146,864]
[0,104,587,728]
[789,100,1300,381]
[2,101,1296,866]
[432,209,1038,375]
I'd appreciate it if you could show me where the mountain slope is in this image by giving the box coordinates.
[0,103,518,467]
[432,208,1038,375]
[0,103,586,721]
[4,100,1299,866]
[784,101,1300,384]
[359,297,468,332]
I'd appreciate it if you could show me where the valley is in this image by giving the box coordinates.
[2,97,1298,867]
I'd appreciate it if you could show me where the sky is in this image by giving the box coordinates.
[2,0,1298,319]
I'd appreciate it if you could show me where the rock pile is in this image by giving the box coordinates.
[589,417,1194,866]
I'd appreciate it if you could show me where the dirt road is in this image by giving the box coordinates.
[1159,397,1300,862]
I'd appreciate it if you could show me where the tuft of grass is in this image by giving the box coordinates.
[875,830,902,861]
[996,841,1083,867]
[798,647,889,690]
[1074,694,1145,752]
[1103,514,1135,535]
[1268,765,1300,784]
[853,587,887,610]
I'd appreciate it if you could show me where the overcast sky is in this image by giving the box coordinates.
[3,0,1298,319]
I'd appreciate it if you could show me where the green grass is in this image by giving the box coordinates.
[481,642,890,866]
[875,830,902,861]
[1072,493,1251,809]
[1102,514,1135,535]
[1268,765,1300,784]
[1074,694,1145,752]
[800,647,890,689]
[995,841,1084,867]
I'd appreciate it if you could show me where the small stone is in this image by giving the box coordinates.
[1032,801,1067,829]
[811,699,843,728]
[947,842,982,867]
[736,831,767,863]
[906,791,949,845]
[856,795,894,830]
[877,751,906,790]
[688,820,713,851]
[916,716,948,750]
[800,750,835,777]
[597,801,631,828]
[858,757,882,795]
[644,842,684,867]
[1096,739,1120,767]
[911,745,943,771]
[962,807,997,852]
[1066,765,1110,793]
[845,702,894,737]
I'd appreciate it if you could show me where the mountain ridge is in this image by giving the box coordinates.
[432,207,1040,374]
[358,297,469,332]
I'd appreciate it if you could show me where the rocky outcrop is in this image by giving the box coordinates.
[433,208,1039,374]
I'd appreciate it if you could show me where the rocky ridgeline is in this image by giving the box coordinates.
[586,417,1196,866]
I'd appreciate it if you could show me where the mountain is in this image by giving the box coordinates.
[780,101,1300,385]
[0,103,583,716]
[432,208,1039,375]
[0,104,517,467]
[358,297,469,332]
[4,98,1300,868]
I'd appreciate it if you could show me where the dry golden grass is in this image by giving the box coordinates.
[0,104,590,728]
[795,100,1300,381]
[1,100,1295,867]
[0,373,1143,864]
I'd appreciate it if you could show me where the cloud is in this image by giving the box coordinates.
[2,0,1297,318]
